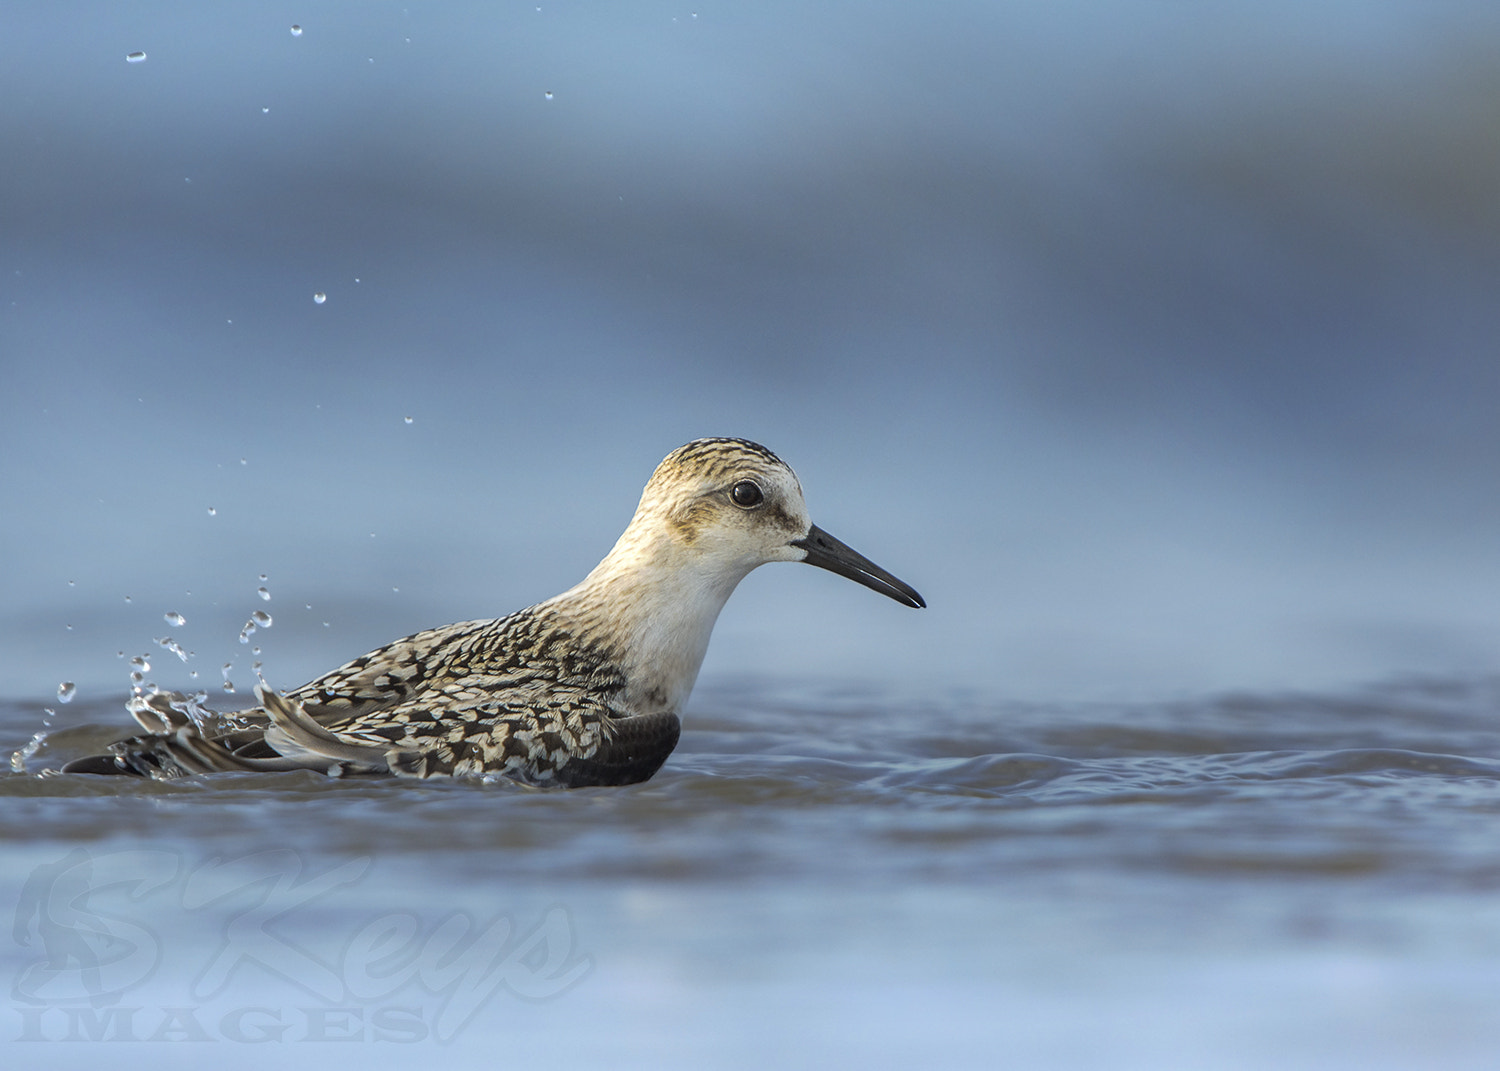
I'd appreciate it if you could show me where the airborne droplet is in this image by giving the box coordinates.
[313,292,327,304]
[251,610,273,628]
[290,24,303,36]
[126,51,147,63]
[257,587,271,601]
[165,611,186,627]
[57,681,76,703]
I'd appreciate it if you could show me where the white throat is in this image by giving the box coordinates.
[543,529,760,716]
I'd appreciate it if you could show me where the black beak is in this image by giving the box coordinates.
[790,524,926,609]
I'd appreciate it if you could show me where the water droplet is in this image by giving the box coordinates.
[65,624,73,631]
[404,416,413,425]
[259,573,268,581]
[238,623,255,643]
[257,587,271,601]
[253,660,263,671]
[251,610,273,628]
[189,670,199,679]
[130,656,150,672]
[313,292,327,304]
[305,603,313,610]
[290,24,303,36]
[252,646,261,655]
[126,51,147,63]
[165,611,186,627]
[67,580,75,587]
[223,680,236,694]
[157,637,190,662]
[392,586,399,593]
[130,671,144,685]
[57,681,76,703]
[208,506,217,516]
[240,458,248,465]
[544,90,554,100]
[123,595,132,603]
[261,107,270,115]
[221,662,233,676]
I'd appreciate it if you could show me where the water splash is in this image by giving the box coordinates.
[11,731,48,773]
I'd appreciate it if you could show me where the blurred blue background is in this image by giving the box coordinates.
[4,0,1499,705]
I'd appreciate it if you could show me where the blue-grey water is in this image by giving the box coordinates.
[5,1,1500,1066]
[5,678,1500,1067]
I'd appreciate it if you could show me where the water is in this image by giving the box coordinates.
[7,1,1500,1064]
[3,676,1498,1066]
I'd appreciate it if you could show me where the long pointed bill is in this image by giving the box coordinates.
[790,524,926,608]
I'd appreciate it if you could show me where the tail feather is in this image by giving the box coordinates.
[258,686,399,773]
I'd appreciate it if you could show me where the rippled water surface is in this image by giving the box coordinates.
[4,678,1499,1068]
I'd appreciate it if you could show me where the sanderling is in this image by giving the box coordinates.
[64,438,924,786]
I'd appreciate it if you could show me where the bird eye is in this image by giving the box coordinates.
[729,480,764,508]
